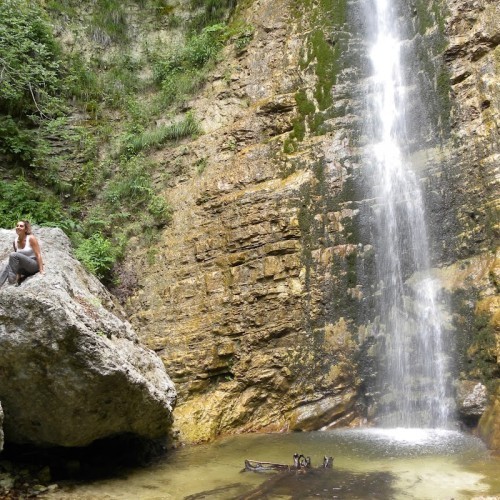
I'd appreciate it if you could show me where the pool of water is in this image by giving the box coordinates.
[42,429,500,499]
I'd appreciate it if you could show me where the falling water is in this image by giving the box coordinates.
[364,0,453,427]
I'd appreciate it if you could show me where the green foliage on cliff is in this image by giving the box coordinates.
[0,0,237,283]
[284,0,347,154]
[74,232,116,280]
[188,0,237,32]
[121,113,200,155]
[0,0,66,169]
[414,0,451,137]
[469,313,500,391]
[0,178,65,229]
[0,0,62,117]
[103,155,171,227]
[150,22,249,108]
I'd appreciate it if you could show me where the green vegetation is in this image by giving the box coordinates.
[103,155,171,227]
[151,21,253,108]
[188,0,237,32]
[0,178,65,229]
[121,113,199,155]
[195,157,207,175]
[0,0,62,118]
[0,0,65,168]
[472,313,499,383]
[414,0,451,137]
[415,0,447,37]
[0,0,240,284]
[89,0,128,45]
[74,232,116,280]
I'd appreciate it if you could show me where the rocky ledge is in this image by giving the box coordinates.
[0,228,176,448]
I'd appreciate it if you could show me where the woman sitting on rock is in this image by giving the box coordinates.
[0,221,44,287]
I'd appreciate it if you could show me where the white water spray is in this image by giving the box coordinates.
[365,0,452,427]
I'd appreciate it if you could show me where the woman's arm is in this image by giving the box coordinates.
[29,235,44,274]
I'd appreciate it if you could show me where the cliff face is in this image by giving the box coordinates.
[441,0,500,449]
[124,0,364,442]
[122,0,499,445]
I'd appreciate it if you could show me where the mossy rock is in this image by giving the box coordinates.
[478,386,500,452]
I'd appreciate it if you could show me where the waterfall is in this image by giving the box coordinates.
[364,0,453,428]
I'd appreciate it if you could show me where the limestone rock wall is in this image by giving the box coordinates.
[440,0,500,447]
[122,0,499,446]
[124,0,365,443]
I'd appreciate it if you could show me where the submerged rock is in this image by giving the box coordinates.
[0,228,176,448]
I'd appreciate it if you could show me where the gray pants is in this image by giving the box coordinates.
[0,252,39,286]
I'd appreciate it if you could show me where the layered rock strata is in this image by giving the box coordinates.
[122,0,499,447]
[0,228,176,447]
[125,0,364,443]
[441,0,500,448]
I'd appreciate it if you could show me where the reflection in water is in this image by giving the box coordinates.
[233,469,395,500]
[42,430,499,500]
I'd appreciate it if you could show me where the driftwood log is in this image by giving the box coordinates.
[244,453,333,473]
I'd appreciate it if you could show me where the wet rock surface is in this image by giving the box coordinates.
[0,228,176,448]
[456,380,488,424]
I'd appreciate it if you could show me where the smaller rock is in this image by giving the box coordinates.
[456,380,488,423]
[0,472,14,490]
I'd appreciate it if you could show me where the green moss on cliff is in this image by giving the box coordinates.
[284,0,347,153]
[468,313,500,390]
[436,66,452,129]
[452,285,500,393]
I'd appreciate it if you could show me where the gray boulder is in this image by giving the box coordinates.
[456,380,488,421]
[0,228,176,447]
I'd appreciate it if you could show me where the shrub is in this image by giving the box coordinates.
[74,233,116,280]
[102,156,172,226]
[147,195,172,226]
[147,19,235,117]
[0,177,65,229]
[121,112,199,155]
[0,0,62,117]
[0,116,35,162]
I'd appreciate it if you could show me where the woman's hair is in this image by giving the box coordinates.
[17,220,32,234]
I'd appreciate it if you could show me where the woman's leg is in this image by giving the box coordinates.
[0,260,16,286]
[9,252,39,278]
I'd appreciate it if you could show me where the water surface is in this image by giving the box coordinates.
[43,429,500,499]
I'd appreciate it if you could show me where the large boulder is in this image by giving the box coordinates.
[0,228,176,448]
